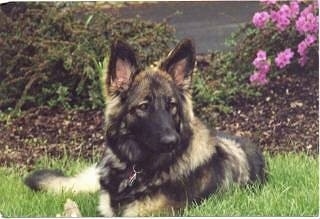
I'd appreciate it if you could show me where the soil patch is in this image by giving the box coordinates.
[215,72,318,155]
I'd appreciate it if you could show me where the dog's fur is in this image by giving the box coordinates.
[24,39,267,216]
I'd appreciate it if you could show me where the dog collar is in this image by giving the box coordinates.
[128,165,142,186]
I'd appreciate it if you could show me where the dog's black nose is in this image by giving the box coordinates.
[160,134,179,151]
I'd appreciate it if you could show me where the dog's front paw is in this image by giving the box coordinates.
[98,192,114,217]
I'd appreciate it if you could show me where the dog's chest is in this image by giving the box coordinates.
[105,166,157,206]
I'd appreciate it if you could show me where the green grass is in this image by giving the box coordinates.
[184,153,319,216]
[0,157,99,217]
[0,153,318,217]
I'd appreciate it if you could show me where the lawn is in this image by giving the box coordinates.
[0,153,318,217]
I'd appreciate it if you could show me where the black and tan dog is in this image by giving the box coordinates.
[25,39,267,216]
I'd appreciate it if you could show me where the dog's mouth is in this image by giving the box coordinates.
[130,139,187,172]
[142,149,176,171]
[145,143,178,154]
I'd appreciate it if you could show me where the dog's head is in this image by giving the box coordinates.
[104,39,196,171]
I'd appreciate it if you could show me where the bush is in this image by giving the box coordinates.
[248,0,318,85]
[192,52,260,126]
[0,2,176,112]
[192,0,318,126]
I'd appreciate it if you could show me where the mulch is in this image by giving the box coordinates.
[0,70,318,169]
[215,72,318,155]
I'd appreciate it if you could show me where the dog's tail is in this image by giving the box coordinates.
[24,165,100,194]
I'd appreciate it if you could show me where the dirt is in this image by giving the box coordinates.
[215,72,318,155]
[0,108,105,169]
[0,70,318,169]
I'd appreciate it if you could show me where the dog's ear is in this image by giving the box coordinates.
[106,40,138,95]
[160,39,195,89]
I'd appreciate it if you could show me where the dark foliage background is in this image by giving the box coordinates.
[0,3,176,112]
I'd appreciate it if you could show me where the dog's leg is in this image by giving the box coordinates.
[98,191,114,217]
[121,193,179,216]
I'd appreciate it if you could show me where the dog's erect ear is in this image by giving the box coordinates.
[106,40,138,95]
[160,39,195,89]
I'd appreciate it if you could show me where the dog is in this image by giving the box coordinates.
[24,39,267,216]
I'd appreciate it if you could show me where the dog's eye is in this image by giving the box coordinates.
[137,102,149,111]
[131,101,150,117]
[168,100,177,114]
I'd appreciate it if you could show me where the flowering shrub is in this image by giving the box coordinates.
[191,0,318,118]
[250,0,318,85]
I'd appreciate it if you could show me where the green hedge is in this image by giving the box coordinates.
[0,3,176,111]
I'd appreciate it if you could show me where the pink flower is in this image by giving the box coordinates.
[269,2,302,31]
[252,11,270,28]
[297,40,308,56]
[256,60,271,74]
[270,6,292,31]
[298,35,316,56]
[260,62,271,74]
[270,10,278,23]
[257,50,267,59]
[289,1,300,18]
[296,11,318,34]
[297,34,317,66]
[305,34,316,45]
[275,48,294,69]
[252,50,270,74]
[251,50,271,85]
[279,4,291,16]
[253,50,267,66]
[300,4,314,17]
[250,71,269,85]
